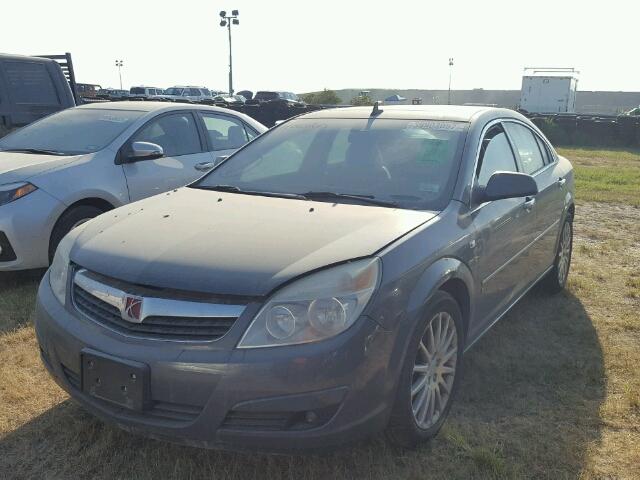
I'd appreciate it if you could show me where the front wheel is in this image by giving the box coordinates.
[48,205,105,262]
[543,214,573,293]
[386,291,464,448]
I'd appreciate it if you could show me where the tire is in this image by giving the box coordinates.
[48,205,105,262]
[542,213,573,294]
[386,291,464,448]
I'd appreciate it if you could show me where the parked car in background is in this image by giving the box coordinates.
[129,86,165,101]
[237,90,253,100]
[0,53,75,138]
[76,83,102,100]
[0,101,265,270]
[163,86,214,103]
[96,89,129,101]
[34,105,574,451]
[213,94,246,105]
[253,91,303,105]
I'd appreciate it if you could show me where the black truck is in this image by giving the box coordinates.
[0,53,76,138]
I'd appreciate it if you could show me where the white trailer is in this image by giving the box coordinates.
[520,68,579,113]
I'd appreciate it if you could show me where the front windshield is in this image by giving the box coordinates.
[255,91,279,100]
[195,118,467,210]
[0,108,145,155]
[164,88,184,96]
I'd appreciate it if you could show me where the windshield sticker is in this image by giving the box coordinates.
[406,121,465,131]
[99,115,131,123]
[419,182,440,193]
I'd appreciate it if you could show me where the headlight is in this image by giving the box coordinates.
[49,225,87,305]
[238,257,380,348]
[0,182,37,206]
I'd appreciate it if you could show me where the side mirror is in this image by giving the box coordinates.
[128,142,164,162]
[474,171,538,203]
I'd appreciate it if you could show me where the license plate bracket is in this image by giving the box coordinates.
[81,349,150,411]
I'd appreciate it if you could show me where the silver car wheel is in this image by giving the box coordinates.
[411,311,458,430]
[557,222,571,285]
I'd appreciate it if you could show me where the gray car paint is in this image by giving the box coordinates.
[35,105,574,451]
[0,102,266,270]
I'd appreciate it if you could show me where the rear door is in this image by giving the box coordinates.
[470,123,538,337]
[121,111,211,201]
[504,121,565,276]
[196,111,255,171]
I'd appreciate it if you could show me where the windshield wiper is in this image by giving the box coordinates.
[1,148,67,156]
[194,184,307,200]
[301,191,398,208]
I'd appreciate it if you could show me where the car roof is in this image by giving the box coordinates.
[299,105,520,122]
[75,101,235,114]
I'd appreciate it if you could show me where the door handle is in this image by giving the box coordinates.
[523,196,536,212]
[194,162,215,171]
[557,177,566,188]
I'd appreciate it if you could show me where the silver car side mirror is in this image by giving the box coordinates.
[129,142,164,162]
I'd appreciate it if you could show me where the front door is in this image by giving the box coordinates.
[122,112,211,201]
[469,123,538,338]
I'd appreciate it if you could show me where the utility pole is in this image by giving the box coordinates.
[448,57,454,105]
[115,59,124,90]
[219,10,239,95]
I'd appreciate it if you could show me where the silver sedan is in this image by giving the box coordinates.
[0,102,266,270]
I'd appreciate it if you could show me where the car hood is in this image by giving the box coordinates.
[72,187,437,296]
[0,151,81,183]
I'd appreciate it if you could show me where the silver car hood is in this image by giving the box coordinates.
[0,152,81,184]
[72,187,437,296]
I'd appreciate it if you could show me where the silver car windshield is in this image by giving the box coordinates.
[195,118,467,210]
[0,108,145,155]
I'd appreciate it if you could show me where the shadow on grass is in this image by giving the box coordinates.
[0,287,604,480]
[0,269,44,333]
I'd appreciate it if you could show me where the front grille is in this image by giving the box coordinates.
[72,275,241,341]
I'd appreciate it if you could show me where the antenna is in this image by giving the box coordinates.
[371,101,383,116]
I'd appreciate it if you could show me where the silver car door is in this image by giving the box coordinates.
[470,123,538,338]
[121,112,210,202]
[196,112,253,173]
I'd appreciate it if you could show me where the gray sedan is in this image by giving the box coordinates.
[35,105,574,451]
[0,102,266,270]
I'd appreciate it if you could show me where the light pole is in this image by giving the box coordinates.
[115,60,124,90]
[219,10,239,95]
[447,57,454,105]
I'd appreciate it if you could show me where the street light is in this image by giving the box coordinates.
[219,9,239,95]
[115,59,124,90]
[447,57,454,105]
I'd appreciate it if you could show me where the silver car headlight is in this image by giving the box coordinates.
[0,182,37,206]
[49,225,87,305]
[238,258,381,348]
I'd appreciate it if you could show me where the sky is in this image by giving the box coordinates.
[3,0,639,93]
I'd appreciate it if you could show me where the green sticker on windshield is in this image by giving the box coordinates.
[418,140,448,163]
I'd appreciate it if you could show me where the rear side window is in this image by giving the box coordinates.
[534,135,553,165]
[201,113,249,150]
[503,122,545,175]
[3,61,60,105]
[476,124,518,186]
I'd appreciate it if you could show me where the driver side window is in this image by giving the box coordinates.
[131,113,201,157]
[476,124,518,186]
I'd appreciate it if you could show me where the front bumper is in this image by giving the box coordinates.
[35,272,396,452]
[0,189,65,270]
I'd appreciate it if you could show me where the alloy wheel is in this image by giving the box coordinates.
[557,222,572,285]
[411,311,458,430]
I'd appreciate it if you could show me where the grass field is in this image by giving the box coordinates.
[0,147,639,479]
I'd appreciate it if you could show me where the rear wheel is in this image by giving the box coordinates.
[386,291,464,448]
[543,214,573,293]
[48,205,105,262]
